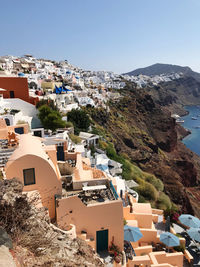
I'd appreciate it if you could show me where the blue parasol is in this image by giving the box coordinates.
[124,225,143,242]
[179,214,200,228]
[187,228,200,242]
[160,232,180,248]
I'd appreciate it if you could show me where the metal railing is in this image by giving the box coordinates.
[109,181,119,200]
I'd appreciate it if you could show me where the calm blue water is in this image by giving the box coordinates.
[182,106,200,155]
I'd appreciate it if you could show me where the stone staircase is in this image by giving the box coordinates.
[77,231,95,250]
[0,149,15,167]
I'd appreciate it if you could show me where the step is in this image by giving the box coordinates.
[78,233,87,241]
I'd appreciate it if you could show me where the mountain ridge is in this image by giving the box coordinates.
[124,63,200,82]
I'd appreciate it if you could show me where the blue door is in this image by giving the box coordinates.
[96,229,108,253]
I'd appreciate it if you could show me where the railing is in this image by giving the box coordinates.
[110,181,119,200]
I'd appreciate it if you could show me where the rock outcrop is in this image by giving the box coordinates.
[0,178,104,267]
[146,76,200,115]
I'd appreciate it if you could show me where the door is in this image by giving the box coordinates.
[10,91,15,98]
[14,127,24,134]
[57,145,64,161]
[5,118,10,126]
[96,229,108,253]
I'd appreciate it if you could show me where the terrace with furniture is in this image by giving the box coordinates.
[56,178,124,253]
[123,203,184,267]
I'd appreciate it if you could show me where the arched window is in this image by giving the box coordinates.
[5,118,10,126]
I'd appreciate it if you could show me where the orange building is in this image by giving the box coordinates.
[0,77,38,105]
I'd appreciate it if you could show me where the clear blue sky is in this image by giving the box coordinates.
[1,0,200,73]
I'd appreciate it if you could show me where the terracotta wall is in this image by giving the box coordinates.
[5,154,62,219]
[140,229,160,244]
[56,196,124,251]
[134,245,152,256]
[0,123,29,139]
[0,118,8,139]
[64,152,77,161]
[123,207,153,229]
[152,208,163,215]
[8,124,29,135]
[151,252,183,267]
[127,255,151,267]
[134,213,153,228]
[0,128,8,139]
[0,77,38,105]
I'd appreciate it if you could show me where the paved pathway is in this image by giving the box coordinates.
[98,251,114,267]
[154,215,165,235]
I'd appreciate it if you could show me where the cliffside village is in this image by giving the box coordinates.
[0,55,195,267]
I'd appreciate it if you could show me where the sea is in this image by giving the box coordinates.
[182,105,200,155]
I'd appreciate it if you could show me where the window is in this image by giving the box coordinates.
[23,168,35,185]
[14,127,24,134]
[33,130,42,137]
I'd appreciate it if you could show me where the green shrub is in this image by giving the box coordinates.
[91,126,106,137]
[175,233,182,238]
[98,140,108,151]
[36,99,58,111]
[69,134,81,144]
[163,204,179,222]
[174,243,185,253]
[65,121,73,128]
[138,195,148,203]
[38,105,65,132]
[89,144,96,156]
[67,109,91,134]
[136,182,158,201]
[144,174,164,191]
[156,192,172,210]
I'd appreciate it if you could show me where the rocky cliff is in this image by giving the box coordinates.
[0,178,104,267]
[147,76,200,115]
[91,85,200,217]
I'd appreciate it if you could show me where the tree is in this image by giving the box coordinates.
[67,109,91,134]
[38,105,65,132]
[36,99,58,111]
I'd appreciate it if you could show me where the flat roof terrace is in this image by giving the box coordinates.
[62,185,116,205]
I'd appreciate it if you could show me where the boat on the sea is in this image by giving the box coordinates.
[176,119,184,123]
[194,126,200,129]
[197,114,200,117]
[191,117,198,120]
